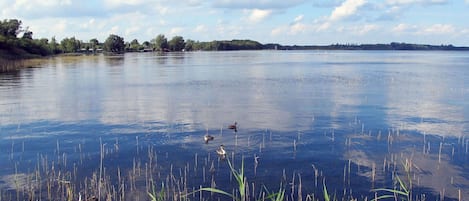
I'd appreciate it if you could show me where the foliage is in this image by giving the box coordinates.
[168,36,185,51]
[0,19,22,38]
[152,34,168,51]
[89,38,99,52]
[189,39,263,51]
[103,34,125,53]
[127,39,142,52]
[184,39,195,51]
[372,161,413,201]
[142,41,151,48]
[60,37,81,53]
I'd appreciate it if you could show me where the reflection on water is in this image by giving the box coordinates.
[0,51,468,200]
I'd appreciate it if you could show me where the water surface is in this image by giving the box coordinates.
[1,51,468,200]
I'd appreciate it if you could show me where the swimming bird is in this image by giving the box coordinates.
[228,122,238,132]
[216,145,226,157]
[204,134,214,143]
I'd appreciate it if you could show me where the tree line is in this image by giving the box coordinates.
[2,18,468,60]
[0,19,268,59]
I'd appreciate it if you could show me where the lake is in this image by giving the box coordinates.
[0,51,468,201]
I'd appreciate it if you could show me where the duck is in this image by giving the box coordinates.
[216,145,226,157]
[228,122,238,132]
[204,134,214,143]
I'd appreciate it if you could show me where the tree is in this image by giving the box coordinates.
[168,36,185,51]
[142,41,151,48]
[151,34,168,51]
[184,39,195,51]
[49,37,59,54]
[103,34,125,53]
[60,37,80,53]
[90,38,99,52]
[21,30,33,40]
[0,19,22,38]
[129,39,140,51]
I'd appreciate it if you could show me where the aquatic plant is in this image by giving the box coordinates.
[184,158,283,201]
[372,160,413,201]
[148,182,165,201]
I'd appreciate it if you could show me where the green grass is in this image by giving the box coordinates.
[183,158,284,201]
[372,161,413,201]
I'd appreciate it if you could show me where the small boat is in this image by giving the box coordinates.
[228,122,237,132]
[204,134,214,143]
[216,145,226,156]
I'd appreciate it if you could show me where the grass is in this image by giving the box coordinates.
[148,182,165,201]
[183,158,284,201]
[372,160,413,201]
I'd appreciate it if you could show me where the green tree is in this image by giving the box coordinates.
[49,37,60,54]
[103,34,125,53]
[129,39,140,51]
[151,34,168,51]
[60,37,80,53]
[142,41,151,48]
[0,19,22,38]
[168,36,185,51]
[89,38,99,52]
[184,39,195,51]
[21,28,33,40]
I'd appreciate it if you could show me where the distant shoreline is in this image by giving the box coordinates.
[264,42,469,51]
[0,41,469,73]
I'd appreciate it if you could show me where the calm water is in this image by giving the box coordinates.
[1,51,469,200]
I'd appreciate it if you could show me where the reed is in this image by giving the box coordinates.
[372,160,413,201]
[184,158,284,201]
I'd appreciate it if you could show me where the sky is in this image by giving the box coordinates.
[1,0,469,46]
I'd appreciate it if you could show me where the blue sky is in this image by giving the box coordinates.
[1,0,469,45]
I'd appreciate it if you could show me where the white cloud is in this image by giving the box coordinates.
[316,21,331,31]
[169,27,184,36]
[314,0,367,32]
[356,24,378,35]
[246,9,273,24]
[386,0,447,6]
[419,24,455,35]
[392,23,456,35]
[293,15,304,23]
[109,26,120,35]
[104,0,147,8]
[216,23,242,38]
[290,22,307,35]
[80,18,96,29]
[193,25,207,33]
[329,0,367,21]
[52,20,68,35]
[125,26,141,37]
[392,23,417,33]
[271,26,284,36]
[335,24,378,35]
[271,14,308,36]
[213,0,307,9]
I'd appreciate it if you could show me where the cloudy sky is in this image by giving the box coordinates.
[1,0,469,45]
